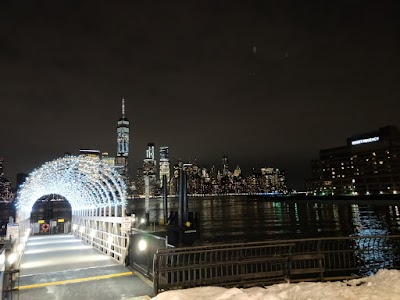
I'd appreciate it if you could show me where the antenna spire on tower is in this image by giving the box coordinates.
[122,98,125,118]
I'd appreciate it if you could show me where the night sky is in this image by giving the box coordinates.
[1,1,399,189]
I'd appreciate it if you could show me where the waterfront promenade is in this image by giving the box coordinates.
[18,234,153,300]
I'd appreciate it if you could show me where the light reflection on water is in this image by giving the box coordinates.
[127,196,400,245]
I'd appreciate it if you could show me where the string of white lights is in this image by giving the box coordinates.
[16,156,127,212]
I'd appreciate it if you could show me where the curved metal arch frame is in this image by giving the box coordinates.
[16,155,127,213]
[15,155,130,265]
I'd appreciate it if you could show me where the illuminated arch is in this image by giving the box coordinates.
[16,155,127,213]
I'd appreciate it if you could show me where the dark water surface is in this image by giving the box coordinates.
[127,196,400,245]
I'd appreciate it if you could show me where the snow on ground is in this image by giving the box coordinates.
[152,269,400,300]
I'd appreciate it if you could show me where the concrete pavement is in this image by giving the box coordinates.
[17,234,153,300]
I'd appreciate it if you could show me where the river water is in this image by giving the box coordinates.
[127,196,400,245]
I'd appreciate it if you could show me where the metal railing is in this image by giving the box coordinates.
[129,229,173,277]
[153,235,400,295]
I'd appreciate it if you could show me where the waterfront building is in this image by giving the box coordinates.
[115,98,130,182]
[260,167,287,194]
[307,126,400,195]
[101,152,115,167]
[159,146,170,187]
[0,158,14,203]
[79,149,101,159]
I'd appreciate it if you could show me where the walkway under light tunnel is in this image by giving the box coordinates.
[10,156,146,298]
[16,155,132,263]
[18,234,153,300]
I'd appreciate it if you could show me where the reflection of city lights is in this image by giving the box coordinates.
[16,156,127,212]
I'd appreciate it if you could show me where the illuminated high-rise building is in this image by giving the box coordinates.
[0,158,14,202]
[233,166,242,177]
[115,98,130,182]
[222,155,229,177]
[307,126,400,195]
[260,167,287,194]
[143,143,157,196]
[143,143,156,175]
[159,146,170,187]
[146,143,155,160]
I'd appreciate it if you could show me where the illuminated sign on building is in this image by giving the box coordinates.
[351,136,379,146]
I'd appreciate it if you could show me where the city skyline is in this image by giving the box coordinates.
[1,1,399,189]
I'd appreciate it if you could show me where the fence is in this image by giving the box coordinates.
[153,235,400,295]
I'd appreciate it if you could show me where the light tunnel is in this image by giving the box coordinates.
[16,155,127,216]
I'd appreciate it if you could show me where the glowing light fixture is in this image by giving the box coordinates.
[138,239,147,251]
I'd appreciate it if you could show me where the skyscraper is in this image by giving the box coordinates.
[159,146,170,187]
[115,98,130,182]
[143,143,157,196]
[145,143,155,160]
[222,155,229,177]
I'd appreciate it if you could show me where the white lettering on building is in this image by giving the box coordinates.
[351,136,379,146]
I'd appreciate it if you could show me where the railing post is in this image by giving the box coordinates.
[317,240,323,281]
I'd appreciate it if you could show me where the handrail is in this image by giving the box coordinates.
[153,235,400,295]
